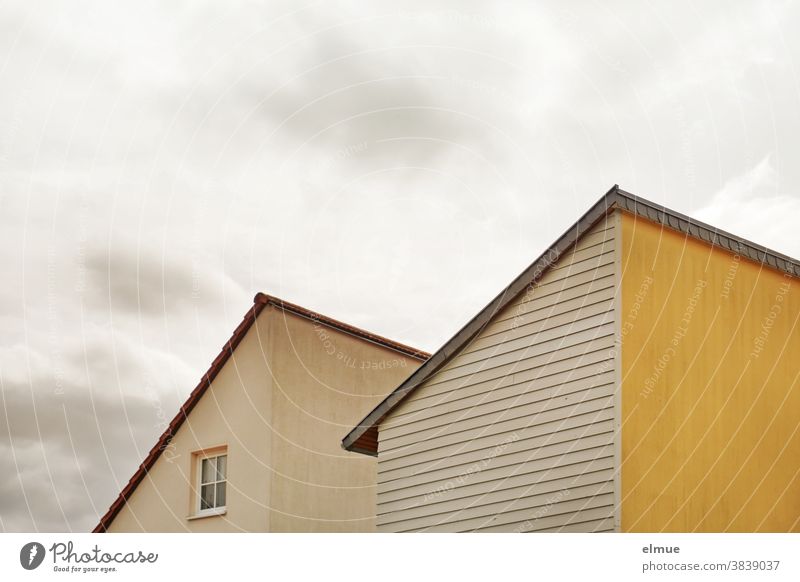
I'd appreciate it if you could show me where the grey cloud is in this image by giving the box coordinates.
[0,314,194,531]
[84,244,241,318]
[0,376,179,531]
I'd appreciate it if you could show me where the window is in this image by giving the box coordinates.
[197,453,227,513]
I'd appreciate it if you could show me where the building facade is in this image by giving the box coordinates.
[344,187,800,533]
[95,294,428,532]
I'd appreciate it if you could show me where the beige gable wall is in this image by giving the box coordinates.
[376,215,619,532]
[264,307,422,531]
[107,305,423,532]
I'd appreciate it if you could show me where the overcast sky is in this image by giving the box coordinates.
[1,0,799,532]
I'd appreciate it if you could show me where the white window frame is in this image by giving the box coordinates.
[194,449,227,518]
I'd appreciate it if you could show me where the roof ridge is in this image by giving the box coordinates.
[254,293,430,360]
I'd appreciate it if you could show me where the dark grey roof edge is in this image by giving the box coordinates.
[342,185,800,453]
[614,188,800,278]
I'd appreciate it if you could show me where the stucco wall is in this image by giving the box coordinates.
[107,304,423,532]
[265,307,423,532]
[107,309,275,532]
[620,211,800,532]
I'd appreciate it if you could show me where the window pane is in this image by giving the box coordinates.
[215,482,226,507]
[216,455,227,480]
[200,484,214,510]
[201,458,214,484]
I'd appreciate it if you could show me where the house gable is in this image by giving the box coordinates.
[96,294,428,532]
[373,215,620,532]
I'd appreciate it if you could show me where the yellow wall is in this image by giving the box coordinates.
[107,305,422,532]
[620,211,800,532]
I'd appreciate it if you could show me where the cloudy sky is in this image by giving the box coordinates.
[1,0,799,532]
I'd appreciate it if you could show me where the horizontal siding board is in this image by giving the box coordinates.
[502,251,615,297]
[378,466,615,517]
[379,442,615,499]
[381,372,614,439]
[546,250,616,281]
[551,239,616,271]
[384,365,614,430]
[437,321,615,382]
[379,430,614,495]
[518,255,615,301]
[439,310,614,372]
[388,349,615,419]
[378,481,614,531]
[534,518,615,533]
[376,219,618,533]
[378,450,616,508]
[379,379,616,443]
[503,345,614,393]
[466,292,616,354]
[379,417,615,482]
[465,266,615,344]
[426,326,616,388]
[475,285,617,346]
[481,516,615,533]
[490,268,616,326]
[381,409,615,472]
[474,503,615,533]
[380,393,615,454]
[386,495,615,533]
[558,224,614,254]
[506,275,616,326]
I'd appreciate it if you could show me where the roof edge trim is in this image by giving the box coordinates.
[254,293,429,361]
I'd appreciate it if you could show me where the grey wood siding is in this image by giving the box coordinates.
[376,217,618,532]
